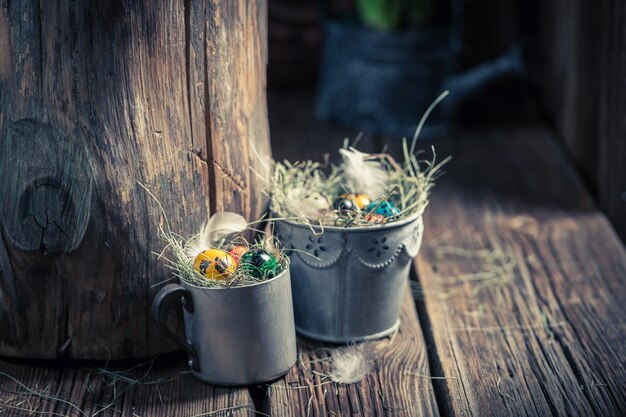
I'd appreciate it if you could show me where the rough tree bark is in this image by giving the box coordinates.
[0,0,271,359]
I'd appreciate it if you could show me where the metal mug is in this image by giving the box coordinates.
[152,267,297,386]
[274,213,423,343]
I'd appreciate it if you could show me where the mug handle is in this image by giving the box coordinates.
[152,283,200,372]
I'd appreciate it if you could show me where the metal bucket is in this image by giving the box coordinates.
[152,268,297,386]
[315,19,448,137]
[274,214,423,343]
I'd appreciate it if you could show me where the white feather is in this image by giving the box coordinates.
[339,148,389,199]
[328,343,376,384]
[185,212,247,259]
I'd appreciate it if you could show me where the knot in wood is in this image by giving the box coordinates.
[0,119,93,253]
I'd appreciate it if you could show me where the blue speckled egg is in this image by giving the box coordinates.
[365,200,400,217]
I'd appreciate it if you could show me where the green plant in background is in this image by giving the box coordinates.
[355,0,433,31]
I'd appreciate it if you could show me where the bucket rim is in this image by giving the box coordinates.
[180,264,290,292]
[272,210,423,234]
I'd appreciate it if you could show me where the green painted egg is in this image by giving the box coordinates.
[239,248,278,279]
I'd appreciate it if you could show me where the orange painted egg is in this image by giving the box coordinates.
[228,245,248,264]
[365,213,387,224]
[193,248,237,280]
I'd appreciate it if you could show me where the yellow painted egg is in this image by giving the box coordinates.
[353,193,371,209]
[341,193,371,209]
[193,248,237,280]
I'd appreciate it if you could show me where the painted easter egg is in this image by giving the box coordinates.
[340,193,371,209]
[304,192,331,210]
[295,192,331,218]
[353,193,371,209]
[193,248,237,280]
[333,197,356,213]
[365,200,400,217]
[239,248,278,279]
[228,245,248,264]
[365,213,387,224]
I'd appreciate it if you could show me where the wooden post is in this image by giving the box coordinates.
[0,0,270,358]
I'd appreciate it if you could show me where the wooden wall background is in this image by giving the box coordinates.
[535,0,626,242]
[450,0,626,242]
[597,2,626,243]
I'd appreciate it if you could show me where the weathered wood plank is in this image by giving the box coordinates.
[204,2,271,218]
[0,355,255,417]
[413,127,626,416]
[264,288,440,417]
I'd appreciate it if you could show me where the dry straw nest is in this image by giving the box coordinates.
[141,185,289,289]
[268,92,451,229]
[157,228,289,289]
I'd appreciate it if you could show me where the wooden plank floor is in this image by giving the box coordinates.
[412,128,626,417]
[1,91,625,416]
[0,355,256,416]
